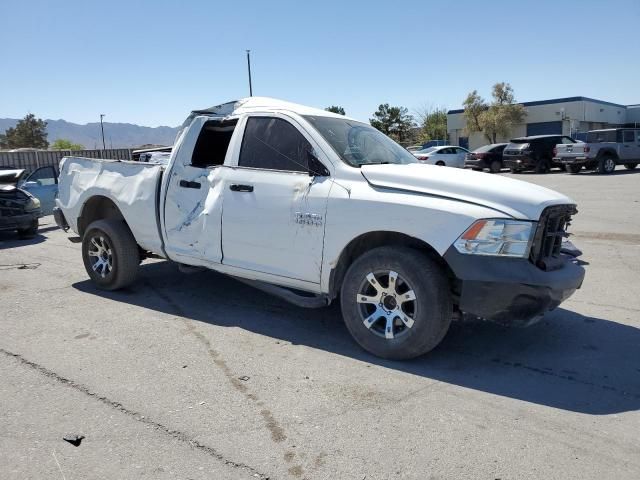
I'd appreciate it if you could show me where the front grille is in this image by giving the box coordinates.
[529,204,577,271]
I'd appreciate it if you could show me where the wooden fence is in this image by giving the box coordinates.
[0,149,133,173]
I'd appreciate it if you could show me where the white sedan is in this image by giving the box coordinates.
[413,145,470,168]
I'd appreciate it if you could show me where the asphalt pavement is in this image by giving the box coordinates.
[1,167,639,479]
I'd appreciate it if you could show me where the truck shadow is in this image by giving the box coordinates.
[73,261,640,416]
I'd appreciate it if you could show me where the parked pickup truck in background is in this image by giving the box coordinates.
[554,128,640,174]
[54,97,586,359]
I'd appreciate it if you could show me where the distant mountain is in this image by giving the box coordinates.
[0,118,179,149]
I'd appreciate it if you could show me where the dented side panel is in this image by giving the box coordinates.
[220,168,332,284]
[56,157,164,253]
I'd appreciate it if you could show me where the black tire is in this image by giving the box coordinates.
[624,163,638,170]
[598,155,616,174]
[435,161,445,166]
[567,164,582,174]
[340,247,452,360]
[509,167,520,174]
[535,158,550,174]
[82,219,140,290]
[17,219,38,239]
[489,160,502,173]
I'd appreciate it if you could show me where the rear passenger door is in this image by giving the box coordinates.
[221,115,332,285]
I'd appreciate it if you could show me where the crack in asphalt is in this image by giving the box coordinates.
[0,348,272,480]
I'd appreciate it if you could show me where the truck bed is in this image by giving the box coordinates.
[56,157,164,255]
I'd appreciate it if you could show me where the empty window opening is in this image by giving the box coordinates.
[191,119,238,168]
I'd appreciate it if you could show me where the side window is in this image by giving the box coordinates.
[239,117,312,172]
[623,131,635,143]
[561,137,575,144]
[27,166,57,185]
[191,119,237,168]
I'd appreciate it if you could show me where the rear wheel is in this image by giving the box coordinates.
[535,158,551,174]
[489,160,502,173]
[435,161,445,166]
[598,155,616,174]
[567,164,582,174]
[624,163,638,170]
[340,247,452,360]
[82,219,140,290]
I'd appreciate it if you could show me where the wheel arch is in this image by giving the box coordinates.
[597,148,619,160]
[327,231,456,301]
[77,195,126,237]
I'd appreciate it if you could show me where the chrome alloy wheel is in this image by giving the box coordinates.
[604,157,616,173]
[356,270,417,339]
[87,235,113,278]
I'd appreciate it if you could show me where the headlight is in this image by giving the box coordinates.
[25,197,41,211]
[454,219,535,258]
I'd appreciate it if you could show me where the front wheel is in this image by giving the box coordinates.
[489,160,502,173]
[624,163,638,170]
[82,219,140,290]
[340,247,452,360]
[17,219,38,239]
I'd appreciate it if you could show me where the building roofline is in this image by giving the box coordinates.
[447,96,631,115]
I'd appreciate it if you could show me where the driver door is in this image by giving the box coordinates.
[20,165,58,215]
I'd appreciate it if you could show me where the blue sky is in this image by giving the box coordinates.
[2,0,638,127]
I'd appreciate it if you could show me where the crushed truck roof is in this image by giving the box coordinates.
[192,96,356,121]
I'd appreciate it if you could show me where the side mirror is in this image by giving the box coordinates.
[307,151,330,177]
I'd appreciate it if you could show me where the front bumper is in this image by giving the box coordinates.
[443,247,585,326]
[0,210,40,232]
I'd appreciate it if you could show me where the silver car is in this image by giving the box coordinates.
[412,145,470,168]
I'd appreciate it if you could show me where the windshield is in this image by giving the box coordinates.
[304,115,417,167]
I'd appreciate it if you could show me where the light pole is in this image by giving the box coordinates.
[246,50,253,97]
[99,114,106,152]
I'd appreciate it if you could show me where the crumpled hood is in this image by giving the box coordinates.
[360,164,574,220]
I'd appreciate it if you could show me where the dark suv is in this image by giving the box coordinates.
[503,135,576,173]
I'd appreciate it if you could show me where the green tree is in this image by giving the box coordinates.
[0,133,7,149]
[51,138,84,150]
[370,103,415,142]
[325,105,346,115]
[463,83,526,144]
[415,106,448,142]
[3,114,49,149]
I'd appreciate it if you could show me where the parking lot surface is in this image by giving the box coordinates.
[1,168,639,479]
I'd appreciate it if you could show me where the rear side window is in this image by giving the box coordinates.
[239,117,311,172]
[623,131,636,142]
[560,137,575,144]
[191,119,237,168]
[586,130,617,143]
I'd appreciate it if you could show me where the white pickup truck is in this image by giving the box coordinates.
[54,97,585,359]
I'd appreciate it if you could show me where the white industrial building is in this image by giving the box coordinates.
[447,97,640,151]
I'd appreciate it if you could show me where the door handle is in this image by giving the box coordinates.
[229,184,254,192]
[179,180,201,189]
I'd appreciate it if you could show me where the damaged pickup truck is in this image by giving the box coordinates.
[54,97,585,359]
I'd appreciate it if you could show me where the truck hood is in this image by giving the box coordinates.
[360,164,574,220]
